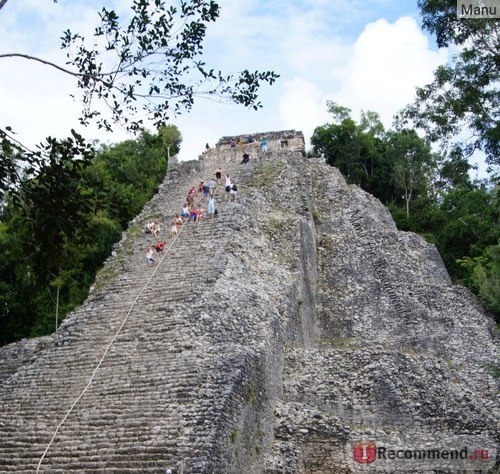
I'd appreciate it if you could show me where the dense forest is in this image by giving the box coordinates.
[0,128,180,345]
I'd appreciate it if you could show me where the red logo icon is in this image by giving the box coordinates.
[353,441,377,464]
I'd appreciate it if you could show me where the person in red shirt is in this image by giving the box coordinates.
[154,241,165,254]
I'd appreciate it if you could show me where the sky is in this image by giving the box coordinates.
[0,0,451,164]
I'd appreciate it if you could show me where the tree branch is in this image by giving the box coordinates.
[0,53,112,85]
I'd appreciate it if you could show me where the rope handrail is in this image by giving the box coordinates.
[36,205,195,472]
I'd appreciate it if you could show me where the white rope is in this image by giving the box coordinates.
[36,216,190,472]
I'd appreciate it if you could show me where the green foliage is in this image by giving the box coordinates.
[230,427,240,443]
[435,145,474,192]
[458,245,500,314]
[417,0,494,48]
[158,125,183,159]
[385,129,437,218]
[0,127,176,346]
[399,1,499,169]
[85,129,168,226]
[246,381,257,406]
[483,361,500,379]
[250,162,285,188]
[311,104,392,199]
[437,185,498,277]
[311,103,435,213]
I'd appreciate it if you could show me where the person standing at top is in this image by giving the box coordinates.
[261,137,269,153]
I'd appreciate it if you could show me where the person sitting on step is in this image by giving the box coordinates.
[147,221,160,237]
[170,216,179,237]
[189,207,204,222]
[174,213,183,228]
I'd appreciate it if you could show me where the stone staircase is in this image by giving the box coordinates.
[0,140,293,473]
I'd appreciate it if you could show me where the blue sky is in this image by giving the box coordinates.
[0,0,451,163]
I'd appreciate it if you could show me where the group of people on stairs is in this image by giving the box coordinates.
[144,165,239,265]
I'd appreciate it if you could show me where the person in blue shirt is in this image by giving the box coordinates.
[261,137,269,153]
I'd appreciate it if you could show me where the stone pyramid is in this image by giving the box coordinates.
[0,131,498,473]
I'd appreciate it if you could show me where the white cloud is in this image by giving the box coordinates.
[157,11,450,160]
[278,77,330,150]
[331,16,449,128]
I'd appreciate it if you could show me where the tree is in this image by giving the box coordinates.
[0,0,279,197]
[83,128,172,226]
[311,102,396,203]
[398,0,499,169]
[386,129,437,218]
[434,144,474,192]
[437,182,498,275]
[0,129,172,345]
[158,125,182,160]
[17,132,95,282]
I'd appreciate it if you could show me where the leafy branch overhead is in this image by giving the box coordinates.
[3,1,279,130]
[54,0,278,132]
[0,0,279,195]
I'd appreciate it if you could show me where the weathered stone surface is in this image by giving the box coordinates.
[0,131,498,473]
